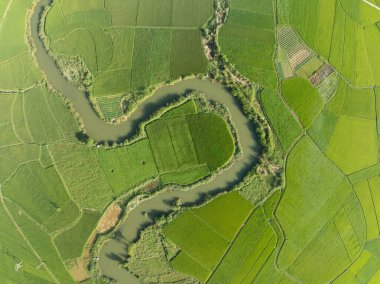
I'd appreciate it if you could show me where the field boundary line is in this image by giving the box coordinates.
[231,7,273,16]
[367,179,380,234]
[94,149,117,197]
[238,225,275,282]
[51,209,84,238]
[332,220,355,262]
[205,206,256,282]
[0,0,13,30]
[189,210,231,243]
[242,235,276,283]
[0,159,38,188]
[42,89,66,139]
[3,197,51,235]
[280,186,355,273]
[0,192,60,283]
[109,25,199,30]
[46,145,83,213]
[164,119,181,169]
[21,93,34,142]
[179,250,211,274]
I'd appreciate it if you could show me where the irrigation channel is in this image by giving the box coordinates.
[31,1,260,283]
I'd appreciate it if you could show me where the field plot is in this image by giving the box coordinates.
[49,143,115,210]
[335,176,380,283]
[260,89,302,152]
[281,77,323,128]
[159,191,285,283]
[187,113,234,171]
[308,78,346,151]
[126,226,196,283]
[219,0,277,89]
[97,139,159,195]
[96,95,123,120]
[276,136,365,283]
[54,210,101,261]
[163,192,254,281]
[98,99,234,192]
[2,162,70,225]
[279,0,380,87]
[45,0,213,97]
[277,26,339,102]
[326,115,378,174]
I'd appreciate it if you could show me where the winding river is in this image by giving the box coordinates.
[31,1,260,283]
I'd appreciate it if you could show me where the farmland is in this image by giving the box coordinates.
[123,0,380,283]
[44,0,213,100]
[2,0,380,283]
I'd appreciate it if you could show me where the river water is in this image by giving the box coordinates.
[30,1,260,283]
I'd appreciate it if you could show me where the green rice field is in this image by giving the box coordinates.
[2,0,380,282]
[44,0,213,97]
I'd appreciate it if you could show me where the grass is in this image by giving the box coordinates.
[326,115,378,174]
[281,77,324,128]
[187,113,234,171]
[54,210,101,261]
[126,225,192,282]
[260,89,302,152]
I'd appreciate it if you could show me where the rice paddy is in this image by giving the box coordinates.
[2,0,380,282]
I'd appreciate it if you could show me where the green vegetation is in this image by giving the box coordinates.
[219,0,277,89]
[326,115,378,174]
[3,0,380,282]
[45,0,213,97]
[163,192,254,279]
[282,77,323,128]
[54,210,101,261]
[260,89,302,151]
[187,113,235,171]
[278,0,380,86]
[130,191,283,283]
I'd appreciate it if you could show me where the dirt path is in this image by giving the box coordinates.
[362,0,380,10]
[0,0,13,30]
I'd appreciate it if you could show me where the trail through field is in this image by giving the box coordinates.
[0,0,13,30]
[362,0,380,10]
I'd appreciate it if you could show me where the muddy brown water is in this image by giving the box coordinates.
[31,1,260,283]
